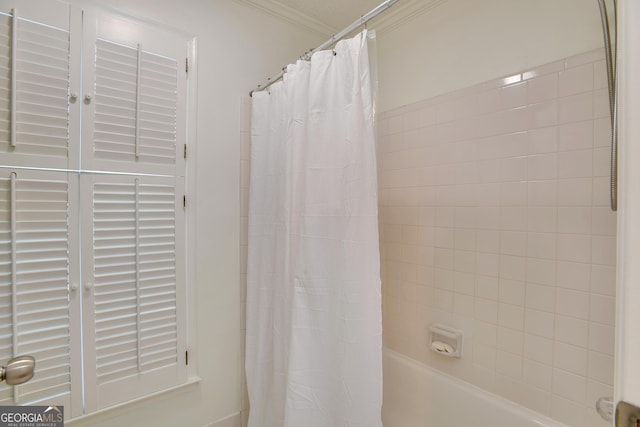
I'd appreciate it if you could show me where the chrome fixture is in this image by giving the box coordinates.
[597,0,617,211]
[250,0,399,96]
[1,356,35,386]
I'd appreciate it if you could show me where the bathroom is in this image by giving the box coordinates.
[0,0,639,426]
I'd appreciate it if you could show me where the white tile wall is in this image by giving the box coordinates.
[378,49,614,427]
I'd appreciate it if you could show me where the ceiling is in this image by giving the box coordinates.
[236,0,446,36]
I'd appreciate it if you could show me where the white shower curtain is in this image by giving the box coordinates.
[245,30,382,427]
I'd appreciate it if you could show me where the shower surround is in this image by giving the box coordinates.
[378,48,615,426]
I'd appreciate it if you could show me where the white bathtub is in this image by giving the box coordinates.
[382,349,568,427]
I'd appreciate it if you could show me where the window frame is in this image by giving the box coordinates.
[0,0,198,420]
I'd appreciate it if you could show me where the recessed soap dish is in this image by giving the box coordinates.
[429,324,463,358]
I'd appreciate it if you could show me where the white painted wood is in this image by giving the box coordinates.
[616,0,640,410]
[0,169,73,411]
[10,9,16,148]
[0,1,190,419]
[83,8,187,176]
[209,412,242,427]
[84,173,186,411]
[0,2,71,168]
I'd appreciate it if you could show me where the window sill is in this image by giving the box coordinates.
[65,376,202,424]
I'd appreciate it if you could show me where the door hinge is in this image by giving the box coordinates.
[183,144,187,159]
[185,350,189,365]
[183,195,187,208]
[186,58,189,74]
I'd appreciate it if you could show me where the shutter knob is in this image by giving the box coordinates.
[70,92,78,102]
[70,282,78,292]
[1,356,35,386]
[84,94,92,103]
[84,282,93,292]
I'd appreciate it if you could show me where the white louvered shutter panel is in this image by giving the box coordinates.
[92,40,179,174]
[84,174,186,409]
[81,12,189,411]
[0,5,71,169]
[0,171,73,410]
[84,10,186,176]
[92,39,138,166]
[0,3,190,418]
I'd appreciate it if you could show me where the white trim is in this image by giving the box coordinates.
[69,0,194,40]
[233,0,448,37]
[616,0,640,407]
[371,0,447,33]
[233,0,334,37]
[64,376,202,425]
[185,35,199,379]
[205,412,242,427]
[0,165,182,178]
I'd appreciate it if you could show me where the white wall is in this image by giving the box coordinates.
[65,0,324,426]
[377,0,604,112]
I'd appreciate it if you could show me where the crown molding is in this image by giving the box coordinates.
[371,0,447,34]
[233,0,335,37]
[234,0,448,40]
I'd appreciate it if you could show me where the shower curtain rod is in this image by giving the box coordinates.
[249,0,399,96]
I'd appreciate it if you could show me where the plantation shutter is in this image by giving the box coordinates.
[0,2,189,418]
[0,5,71,169]
[80,9,188,412]
[92,40,179,173]
[83,9,186,176]
[0,170,77,412]
[82,174,186,410]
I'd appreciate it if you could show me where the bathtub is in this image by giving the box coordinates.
[382,349,568,427]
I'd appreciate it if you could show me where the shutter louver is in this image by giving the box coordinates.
[93,39,137,165]
[0,3,189,417]
[137,182,178,371]
[92,175,181,405]
[0,13,70,168]
[138,52,178,166]
[93,180,137,383]
[0,173,71,406]
[82,10,188,411]
[93,39,177,174]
